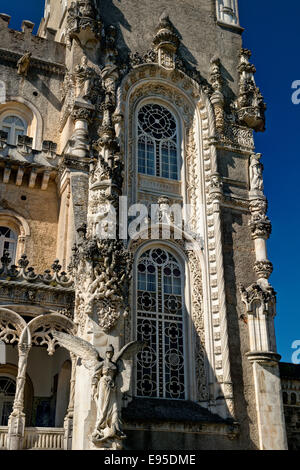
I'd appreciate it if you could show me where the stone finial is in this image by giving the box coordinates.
[21,20,34,34]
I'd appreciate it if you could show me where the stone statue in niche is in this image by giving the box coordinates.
[250,154,264,192]
[52,331,144,446]
[74,56,97,102]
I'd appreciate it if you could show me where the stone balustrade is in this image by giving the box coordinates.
[0,426,8,449]
[0,426,65,450]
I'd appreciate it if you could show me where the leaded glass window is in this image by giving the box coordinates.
[0,377,16,425]
[136,248,186,400]
[1,115,27,145]
[137,104,179,180]
[0,227,17,265]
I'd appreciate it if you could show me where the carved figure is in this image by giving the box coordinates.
[17,52,32,77]
[52,331,144,444]
[250,155,264,191]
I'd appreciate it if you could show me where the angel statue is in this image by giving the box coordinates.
[52,331,144,445]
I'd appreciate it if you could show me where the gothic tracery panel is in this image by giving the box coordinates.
[135,248,186,400]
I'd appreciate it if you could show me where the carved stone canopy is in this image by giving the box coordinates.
[153,13,180,53]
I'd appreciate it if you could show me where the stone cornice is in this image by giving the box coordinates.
[0,48,65,76]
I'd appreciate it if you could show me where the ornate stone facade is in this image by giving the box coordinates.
[0,0,290,451]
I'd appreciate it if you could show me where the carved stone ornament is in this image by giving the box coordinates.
[239,282,276,315]
[0,251,73,288]
[52,331,144,448]
[17,52,32,77]
[234,49,266,132]
[152,13,180,69]
[249,153,264,193]
[210,57,224,132]
[253,260,273,280]
[65,0,102,49]
[70,236,133,334]
[249,212,272,239]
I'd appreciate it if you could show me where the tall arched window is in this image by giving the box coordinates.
[135,247,186,400]
[137,104,179,181]
[0,227,18,265]
[0,376,16,425]
[0,115,27,145]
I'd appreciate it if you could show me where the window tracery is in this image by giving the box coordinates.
[135,247,186,400]
[137,104,179,181]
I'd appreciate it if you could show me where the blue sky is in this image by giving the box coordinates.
[1,1,299,361]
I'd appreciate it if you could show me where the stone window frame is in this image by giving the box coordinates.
[132,240,195,402]
[0,98,43,150]
[0,211,31,263]
[133,96,185,198]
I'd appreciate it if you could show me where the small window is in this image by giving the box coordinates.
[1,115,27,145]
[283,391,288,405]
[137,104,180,181]
[0,376,16,425]
[0,226,18,265]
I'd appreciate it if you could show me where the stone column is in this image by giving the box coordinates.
[64,353,77,450]
[7,327,31,450]
[69,104,94,158]
[239,154,288,450]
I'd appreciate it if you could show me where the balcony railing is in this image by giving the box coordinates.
[23,427,65,450]
[0,426,8,449]
[0,426,65,450]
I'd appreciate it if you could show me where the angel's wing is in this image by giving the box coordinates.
[114,340,146,364]
[52,331,102,370]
